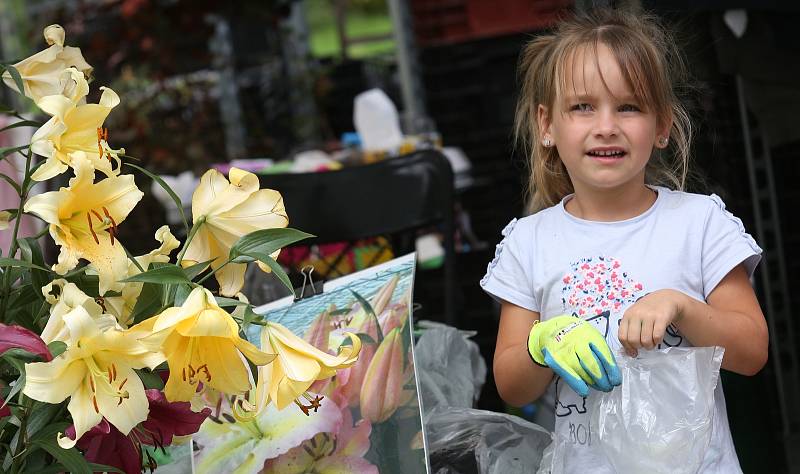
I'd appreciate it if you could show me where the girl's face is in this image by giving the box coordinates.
[538,42,669,195]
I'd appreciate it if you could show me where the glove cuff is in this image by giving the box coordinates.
[527,320,548,367]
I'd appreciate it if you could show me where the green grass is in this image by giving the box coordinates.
[305,0,396,58]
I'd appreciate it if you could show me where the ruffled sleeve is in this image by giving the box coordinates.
[701,194,762,298]
[480,218,539,311]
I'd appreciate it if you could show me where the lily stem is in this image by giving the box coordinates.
[176,217,204,265]
[196,257,232,285]
[0,147,31,322]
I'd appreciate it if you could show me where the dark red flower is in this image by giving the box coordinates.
[65,390,211,473]
[65,420,142,474]
[141,389,210,446]
[0,396,10,418]
[0,323,51,361]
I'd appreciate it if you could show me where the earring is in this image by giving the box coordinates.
[543,138,552,147]
[658,137,669,147]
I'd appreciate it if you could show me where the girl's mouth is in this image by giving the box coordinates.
[586,149,626,158]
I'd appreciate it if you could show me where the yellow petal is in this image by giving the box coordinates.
[268,322,360,369]
[176,308,239,338]
[60,378,102,449]
[44,24,65,46]
[152,287,209,332]
[23,354,86,404]
[200,337,252,395]
[94,364,148,435]
[192,169,255,220]
[214,260,247,297]
[162,335,196,402]
[0,211,10,230]
[234,337,276,366]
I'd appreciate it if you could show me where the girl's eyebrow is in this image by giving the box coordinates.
[563,94,594,102]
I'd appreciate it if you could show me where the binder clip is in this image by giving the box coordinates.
[294,265,322,301]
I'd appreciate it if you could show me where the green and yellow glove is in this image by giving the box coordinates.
[527,315,622,397]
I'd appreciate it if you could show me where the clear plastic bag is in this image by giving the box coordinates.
[588,346,724,474]
[425,406,553,474]
[415,321,487,412]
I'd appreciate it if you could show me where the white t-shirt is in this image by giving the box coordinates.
[481,186,762,474]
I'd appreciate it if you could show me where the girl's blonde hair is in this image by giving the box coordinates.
[514,8,692,213]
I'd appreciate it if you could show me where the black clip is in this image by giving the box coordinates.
[294,265,322,301]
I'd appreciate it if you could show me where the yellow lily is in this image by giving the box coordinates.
[23,304,163,449]
[23,152,143,294]
[2,25,92,104]
[182,168,288,297]
[40,279,117,344]
[102,225,180,327]
[255,322,361,413]
[30,69,122,181]
[133,287,276,402]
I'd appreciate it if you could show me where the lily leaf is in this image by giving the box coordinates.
[18,237,50,299]
[124,162,189,235]
[120,264,190,285]
[0,257,52,273]
[229,228,313,262]
[245,252,294,293]
[1,65,25,100]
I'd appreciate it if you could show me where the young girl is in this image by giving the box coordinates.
[480,9,768,473]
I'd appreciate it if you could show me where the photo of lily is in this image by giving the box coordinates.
[192,255,426,473]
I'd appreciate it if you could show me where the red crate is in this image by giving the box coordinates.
[411,0,573,46]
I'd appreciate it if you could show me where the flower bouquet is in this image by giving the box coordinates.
[0,25,360,473]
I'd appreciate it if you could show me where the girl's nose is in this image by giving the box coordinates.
[593,109,620,138]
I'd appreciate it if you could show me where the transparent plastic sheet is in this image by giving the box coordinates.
[426,407,553,474]
[588,346,725,474]
[415,321,487,412]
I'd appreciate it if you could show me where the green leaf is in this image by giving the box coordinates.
[0,172,20,194]
[1,64,25,98]
[229,228,313,262]
[173,283,192,306]
[215,296,248,308]
[25,402,61,438]
[124,162,189,234]
[47,341,66,358]
[128,281,165,324]
[120,263,190,285]
[0,119,41,133]
[136,369,165,390]
[18,237,50,299]
[0,347,41,362]
[247,252,294,293]
[350,289,383,341]
[0,144,28,158]
[31,437,92,474]
[0,257,52,273]
[184,258,216,280]
[340,332,375,348]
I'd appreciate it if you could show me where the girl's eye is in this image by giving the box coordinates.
[570,103,593,112]
[619,104,641,112]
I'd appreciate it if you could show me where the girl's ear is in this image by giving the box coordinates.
[656,116,673,149]
[537,104,552,142]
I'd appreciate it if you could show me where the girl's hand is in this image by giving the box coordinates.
[618,289,688,357]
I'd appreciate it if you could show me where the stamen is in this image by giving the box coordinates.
[119,378,128,390]
[182,368,187,382]
[294,399,311,416]
[92,395,99,413]
[94,296,107,313]
[89,376,95,393]
[102,207,117,245]
[86,213,99,244]
[107,365,114,382]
